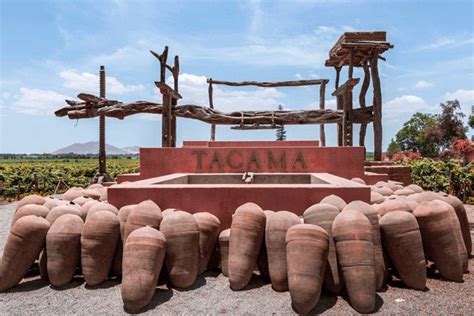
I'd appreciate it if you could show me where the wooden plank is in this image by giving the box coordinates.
[206,79,329,87]
[370,50,383,161]
[319,81,326,146]
[331,78,360,96]
[359,61,370,146]
[154,82,182,100]
[208,79,216,141]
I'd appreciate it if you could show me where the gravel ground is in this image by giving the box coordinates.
[0,202,473,315]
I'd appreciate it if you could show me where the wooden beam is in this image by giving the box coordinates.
[208,78,216,141]
[154,82,182,100]
[206,79,329,87]
[359,61,370,146]
[331,78,360,96]
[370,49,383,161]
[319,81,326,146]
[334,67,341,90]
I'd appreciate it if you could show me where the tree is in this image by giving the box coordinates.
[437,100,467,149]
[275,105,287,141]
[386,138,401,158]
[395,112,441,157]
[469,115,474,129]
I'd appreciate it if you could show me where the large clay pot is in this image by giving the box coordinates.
[372,186,394,197]
[118,204,136,241]
[81,211,120,286]
[439,194,472,256]
[320,194,347,211]
[434,200,468,273]
[46,214,83,287]
[265,211,300,291]
[160,211,199,288]
[62,187,84,202]
[80,200,100,219]
[413,201,463,282]
[286,224,329,315]
[228,202,266,290]
[87,202,118,219]
[303,203,342,294]
[414,191,440,203]
[406,184,423,193]
[0,215,50,291]
[46,204,82,224]
[122,226,166,313]
[124,200,162,242]
[351,177,366,185]
[376,199,411,217]
[370,191,385,204]
[72,196,91,206]
[332,210,375,314]
[193,212,221,274]
[379,211,426,290]
[83,188,101,200]
[394,188,415,196]
[162,208,177,217]
[343,201,386,291]
[15,194,45,212]
[12,204,49,226]
[43,197,66,210]
[257,210,274,280]
[219,229,231,277]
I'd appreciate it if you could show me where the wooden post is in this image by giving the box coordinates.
[159,47,170,147]
[370,50,383,161]
[336,94,343,146]
[208,78,216,141]
[170,55,179,147]
[342,90,353,146]
[348,49,354,79]
[319,82,326,146]
[359,60,370,147]
[334,67,341,90]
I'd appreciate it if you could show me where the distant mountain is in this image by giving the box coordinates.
[50,142,139,155]
[121,146,140,155]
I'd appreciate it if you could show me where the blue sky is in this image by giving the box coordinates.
[1,0,473,153]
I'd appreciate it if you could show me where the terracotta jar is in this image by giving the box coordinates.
[81,210,120,286]
[122,226,166,313]
[257,210,275,281]
[124,200,162,242]
[15,194,46,212]
[228,202,266,290]
[12,204,49,226]
[265,211,300,291]
[46,204,82,224]
[46,214,83,287]
[439,194,472,256]
[413,201,463,282]
[332,210,375,314]
[343,201,386,291]
[193,212,221,274]
[218,228,231,277]
[320,194,347,211]
[286,224,329,315]
[0,215,50,291]
[160,211,199,288]
[379,211,426,290]
[303,203,342,294]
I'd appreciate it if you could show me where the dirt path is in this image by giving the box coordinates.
[0,202,473,315]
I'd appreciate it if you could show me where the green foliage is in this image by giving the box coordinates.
[0,158,139,200]
[395,113,440,157]
[403,158,473,201]
[386,138,401,158]
[468,115,474,129]
[393,99,468,157]
[275,104,287,141]
[438,100,467,149]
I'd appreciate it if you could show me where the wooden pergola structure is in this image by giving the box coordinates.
[55,32,393,161]
[325,32,393,160]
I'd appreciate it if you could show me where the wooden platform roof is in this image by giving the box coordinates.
[325,32,393,67]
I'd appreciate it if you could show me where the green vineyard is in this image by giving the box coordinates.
[0,158,139,201]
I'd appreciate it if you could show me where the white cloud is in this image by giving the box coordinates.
[445,89,474,104]
[445,89,474,116]
[383,95,431,121]
[13,88,70,115]
[60,70,144,95]
[294,73,303,80]
[414,35,474,51]
[415,80,433,88]
[166,73,285,112]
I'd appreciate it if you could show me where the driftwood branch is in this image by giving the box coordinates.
[55,95,345,124]
[206,79,329,87]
